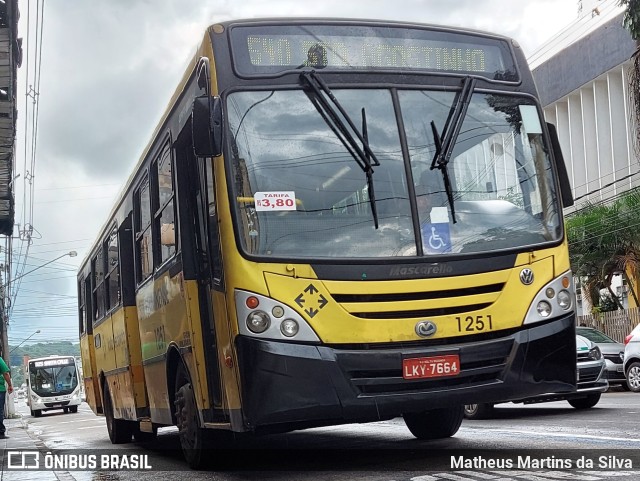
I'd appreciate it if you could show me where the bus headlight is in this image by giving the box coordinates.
[281,319,299,337]
[524,270,575,325]
[536,301,552,317]
[557,289,572,310]
[236,290,320,342]
[247,310,270,333]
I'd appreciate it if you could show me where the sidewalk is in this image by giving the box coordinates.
[0,412,61,481]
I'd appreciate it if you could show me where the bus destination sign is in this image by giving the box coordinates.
[32,358,73,368]
[230,24,517,79]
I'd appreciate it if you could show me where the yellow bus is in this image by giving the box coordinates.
[78,18,577,468]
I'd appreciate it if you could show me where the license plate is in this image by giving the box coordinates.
[403,354,460,380]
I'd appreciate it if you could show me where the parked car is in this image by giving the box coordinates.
[464,334,608,419]
[623,323,640,392]
[577,326,627,390]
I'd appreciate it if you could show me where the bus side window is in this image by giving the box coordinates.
[134,175,153,283]
[155,142,177,264]
[84,277,93,334]
[78,276,86,336]
[105,225,120,310]
[91,248,105,320]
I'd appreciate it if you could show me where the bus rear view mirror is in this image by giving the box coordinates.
[546,122,574,208]
[192,95,222,157]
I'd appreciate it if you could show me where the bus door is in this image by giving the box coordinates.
[175,128,223,412]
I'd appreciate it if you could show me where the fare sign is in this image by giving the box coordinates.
[402,354,460,380]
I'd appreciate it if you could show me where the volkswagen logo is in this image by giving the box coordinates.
[415,321,437,338]
[520,268,534,285]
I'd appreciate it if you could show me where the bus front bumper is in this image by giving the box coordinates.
[235,313,576,432]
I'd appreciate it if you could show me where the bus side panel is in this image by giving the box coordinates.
[137,273,189,425]
[107,371,137,420]
[110,307,139,421]
[212,290,242,412]
[182,279,211,412]
[80,333,102,414]
[93,317,117,379]
[123,306,149,413]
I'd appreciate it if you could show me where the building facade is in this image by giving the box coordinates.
[531,1,637,314]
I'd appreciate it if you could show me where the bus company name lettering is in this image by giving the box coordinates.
[107,332,127,353]
[389,264,453,277]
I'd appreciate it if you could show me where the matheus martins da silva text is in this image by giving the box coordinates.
[451,455,633,469]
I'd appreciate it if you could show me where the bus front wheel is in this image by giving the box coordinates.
[174,362,208,469]
[403,405,464,439]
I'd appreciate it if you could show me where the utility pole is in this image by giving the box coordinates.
[0,282,14,417]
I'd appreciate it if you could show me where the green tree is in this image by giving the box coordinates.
[8,341,81,369]
[567,187,640,311]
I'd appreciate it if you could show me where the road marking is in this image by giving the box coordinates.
[407,471,637,481]
[462,427,640,444]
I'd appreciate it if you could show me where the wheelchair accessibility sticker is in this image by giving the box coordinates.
[421,222,451,253]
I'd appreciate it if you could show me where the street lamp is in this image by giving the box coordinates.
[10,329,41,353]
[4,250,78,288]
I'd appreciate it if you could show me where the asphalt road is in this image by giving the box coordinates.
[10,388,640,480]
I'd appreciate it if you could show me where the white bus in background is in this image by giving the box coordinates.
[26,355,82,417]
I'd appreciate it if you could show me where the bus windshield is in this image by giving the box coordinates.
[228,87,561,260]
[29,358,79,397]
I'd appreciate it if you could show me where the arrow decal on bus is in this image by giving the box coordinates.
[295,284,328,318]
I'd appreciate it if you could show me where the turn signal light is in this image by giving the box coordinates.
[246,296,259,309]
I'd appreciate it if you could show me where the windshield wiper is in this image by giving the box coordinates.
[300,70,381,228]
[430,76,477,224]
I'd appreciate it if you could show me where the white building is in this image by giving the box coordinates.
[530,0,637,315]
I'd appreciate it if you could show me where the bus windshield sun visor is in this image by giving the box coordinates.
[299,70,381,229]
[430,76,477,224]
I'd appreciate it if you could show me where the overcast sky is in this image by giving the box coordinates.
[6,0,598,346]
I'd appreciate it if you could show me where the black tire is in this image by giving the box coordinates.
[568,393,601,409]
[63,407,69,414]
[69,405,79,413]
[621,381,631,391]
[33,409,41,418]
[174,363,208,469]
[463,403,494,420]
[627,362,640,392]
[103,381,133,444]
[403,405,464,439]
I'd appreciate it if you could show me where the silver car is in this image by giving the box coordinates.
[577,326,627,390]
[465,334,608,419]
[623,324,640,392]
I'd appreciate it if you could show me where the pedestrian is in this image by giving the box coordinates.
[0,354,13,439]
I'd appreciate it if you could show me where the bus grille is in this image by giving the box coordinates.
[331,283,504,319]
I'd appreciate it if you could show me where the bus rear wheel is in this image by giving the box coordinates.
[403,405,464,439]
[174,363,208,469]
[103,381,133,444]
